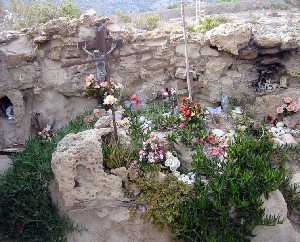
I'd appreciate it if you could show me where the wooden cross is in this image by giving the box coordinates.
[62,23,122,83]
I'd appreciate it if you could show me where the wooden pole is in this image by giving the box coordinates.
[195,0,199,24]
[181,0,192,100]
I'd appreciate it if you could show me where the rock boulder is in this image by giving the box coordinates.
[207,23,252,55]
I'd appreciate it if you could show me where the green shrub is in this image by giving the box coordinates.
[0,112,96,242]
[135,174,192,228]
[133,15,160,31]
[10,0,80,29]
[189,16,226,33]
[172,133,286,242]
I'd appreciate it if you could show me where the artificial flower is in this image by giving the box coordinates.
[276,105,285,114]
[287,101,299,112]
[179,123,185,129]
[130,95,141,105]
[85,74,95,87]
[283,96,293,104]
[207,134,218,145]
[103,95,118,106]
[207,146,225,157]
[165,152,181,172]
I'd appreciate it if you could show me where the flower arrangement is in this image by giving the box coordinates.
[276,96,299,116]
[138,116,152,138]
[38,124,54,140]
[139,134,166,164]
[85,74,123,103]
[179,97,205,126]
[176,97,206,145]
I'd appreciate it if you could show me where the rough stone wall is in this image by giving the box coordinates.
[0,11,300,149]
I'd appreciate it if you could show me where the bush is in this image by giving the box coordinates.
[135,174,192,229]
[188,16,225,33]
[0,113,96,242]
[172,133,286,242]
[133,14,160,31]
[10,0,80,29]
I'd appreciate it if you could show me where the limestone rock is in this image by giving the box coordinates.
[111,167,128,182]
[175,67,196,80]
[255,33,282,48]
[50,128,174,242]
[51,128,123,210]
[291,172,300,194]
[0,36,34,66]
[0,155,12,175]
[262,190,287,220]
[174,142,193,170]
[283,115,299,129]
[279,134,297,146]
[94,115,112,129]
[176,43,200,59]
[252,220,300,242]
[251,190,300,242]
[207,23,252,55]
[200,46,219,57]
[0,31,19,44]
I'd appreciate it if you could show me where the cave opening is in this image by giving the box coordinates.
[0,96,15,120]
[254,62,287,93]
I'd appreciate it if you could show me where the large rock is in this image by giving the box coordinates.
[0,155,12,175]
[50,128,174,242]
[251,190,300,242]
[207,23,252,55]
[51,128,122,210]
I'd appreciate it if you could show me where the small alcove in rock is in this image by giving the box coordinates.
[0,96,14,120]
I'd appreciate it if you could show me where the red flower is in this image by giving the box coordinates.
[207,135,218,145]
[180,106,191,118]
[130,95,141,105]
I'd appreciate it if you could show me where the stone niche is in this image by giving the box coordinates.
[0,90,29,150]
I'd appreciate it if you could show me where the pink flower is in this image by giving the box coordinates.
[160,88,169,97]
[130,95,141,105]
[276,105,285,114]
[207,147,225,157]
[287,102,299,112]
[283,96,293,104]
[179,123,185,129]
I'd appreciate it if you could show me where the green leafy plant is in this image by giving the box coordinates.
[135,174,191,228]
[172,133,286,242]
[102,142,137,169]
[10,0,80,29]
[0,112,95,242]
[133,15,160,31]
[188,16,226,33]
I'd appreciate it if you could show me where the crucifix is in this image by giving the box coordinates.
[63,23,123,142]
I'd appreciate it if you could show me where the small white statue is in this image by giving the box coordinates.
[5,105,15,120]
